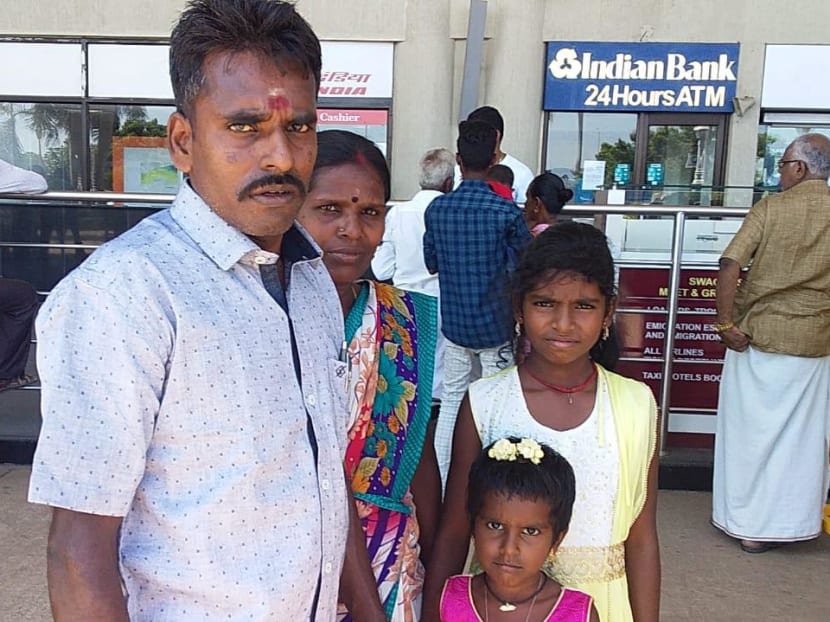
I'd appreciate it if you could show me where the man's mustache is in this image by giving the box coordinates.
[238,174,306,202]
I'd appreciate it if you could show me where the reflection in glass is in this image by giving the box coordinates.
[646,124,718,205]
[90,105,177,193]
[0,198,161,290]
[755,125,830,190]
[544,112,637,202]
[0,102,83,191]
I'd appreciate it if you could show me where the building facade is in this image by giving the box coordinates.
[4,0,830,446]
[3,0,830,199]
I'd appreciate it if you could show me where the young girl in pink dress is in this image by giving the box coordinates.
[440,437,598,622]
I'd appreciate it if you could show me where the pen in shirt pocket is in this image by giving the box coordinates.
[338,339,354,377]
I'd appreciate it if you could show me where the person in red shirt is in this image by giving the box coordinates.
[485,164,515,202]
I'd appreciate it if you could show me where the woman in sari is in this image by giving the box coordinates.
[298,130,441,622]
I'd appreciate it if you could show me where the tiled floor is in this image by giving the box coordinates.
[1,465,828,622]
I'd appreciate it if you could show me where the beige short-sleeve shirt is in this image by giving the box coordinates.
[722,180,830,356]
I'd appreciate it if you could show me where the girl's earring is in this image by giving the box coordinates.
[602,324,610,341]
[515,321,522,337]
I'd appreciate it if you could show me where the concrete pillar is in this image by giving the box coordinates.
[390,0,455,200]
[724,41,764,207]
[480,0,546,174]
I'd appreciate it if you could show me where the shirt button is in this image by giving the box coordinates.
[306,394,317,407]
[254,255,268,265]
[321,479,330,491]
[324,562,333,574]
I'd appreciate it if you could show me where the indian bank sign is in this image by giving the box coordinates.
[544,42,740,112]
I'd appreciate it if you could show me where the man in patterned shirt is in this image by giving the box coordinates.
[424,120,532,485]
[28,1,384,620]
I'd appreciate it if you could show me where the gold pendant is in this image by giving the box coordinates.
[499,603,517,612]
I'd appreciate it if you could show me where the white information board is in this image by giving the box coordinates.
[582,160,606,190]
[320,41,393,99]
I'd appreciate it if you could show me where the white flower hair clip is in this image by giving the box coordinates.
[487,437,544,465]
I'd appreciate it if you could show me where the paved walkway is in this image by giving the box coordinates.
[1,464,827,621]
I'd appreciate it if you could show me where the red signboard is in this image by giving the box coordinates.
[616,267,725,442]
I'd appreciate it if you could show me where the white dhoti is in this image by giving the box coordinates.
[712,346,830,541]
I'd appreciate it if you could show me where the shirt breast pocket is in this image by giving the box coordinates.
[326,358,353,436]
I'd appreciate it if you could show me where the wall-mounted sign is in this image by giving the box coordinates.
[581,160,606,190]
[647,162,664,186]
[317,109,389,156]
[112,136,179,194]
[762,45,830,110]
[544,42,740,112]
[614,163,631,184]
[320,42,393,99]
[616,267,726,439]
[318,109,388,125]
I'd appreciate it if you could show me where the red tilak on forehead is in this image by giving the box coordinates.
[267,93,290,112]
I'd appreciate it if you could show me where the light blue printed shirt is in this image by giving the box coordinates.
[29,182,350,621]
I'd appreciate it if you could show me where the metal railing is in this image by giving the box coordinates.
[2,192,754,451]
[562,203,751,453]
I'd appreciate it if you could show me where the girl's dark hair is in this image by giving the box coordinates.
[170,0,321,117]
[512,221,619,369]
[527,173,574,216]
[312,130,391,202]
[467,437,576,537]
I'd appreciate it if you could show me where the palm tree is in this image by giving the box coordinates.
[0,103,25,163]
[26,104,70,159]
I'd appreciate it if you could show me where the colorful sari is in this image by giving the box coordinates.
[338,281,437,622]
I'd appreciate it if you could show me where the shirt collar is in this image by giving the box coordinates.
[789,179,830,195]
[414,189,442,201]
[458,179,488,190]
[170,181,321,271]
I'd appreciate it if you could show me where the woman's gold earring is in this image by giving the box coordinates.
[602,325,610,341]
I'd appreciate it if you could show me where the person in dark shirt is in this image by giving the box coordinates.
[424,119,532,486]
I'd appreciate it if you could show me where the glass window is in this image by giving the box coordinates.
[317,109,389,155]
[646,124,719,206]
[0,43,83,97]
[756,124,830,189]
[89,105,178,193]
[544,112,637,203]
[0,102,83,191]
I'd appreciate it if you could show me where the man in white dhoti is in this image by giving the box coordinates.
[712,133,830,553]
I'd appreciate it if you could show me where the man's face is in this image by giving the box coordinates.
[777,146,806,191]
[167,50,318,253]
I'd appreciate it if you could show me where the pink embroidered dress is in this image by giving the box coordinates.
[440,575,594,622]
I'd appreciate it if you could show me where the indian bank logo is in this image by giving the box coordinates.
[549,48,581,79]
